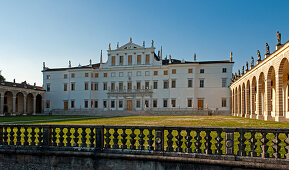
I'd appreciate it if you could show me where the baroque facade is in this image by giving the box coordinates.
[43,39,233,114]
[230,32,289,122]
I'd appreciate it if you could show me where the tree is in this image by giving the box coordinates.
[0,74,5,81]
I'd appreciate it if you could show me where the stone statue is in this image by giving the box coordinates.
[194,53,196,61]
[69,60,71,68]
[117,42,119,48]
[143,41,145,47]
[245,62,248,71]
[266,43,270,54]
[109,43,111,50]
[257,50,261,61]
[277,31,281,45]
[242,66,244,75]
[251,56,254,67]
[130,37,132,43]
[151,40,154,47]
[238,69,240,76]
[235,73,237,79]
[230,52,233,62]
[89,59,92,65]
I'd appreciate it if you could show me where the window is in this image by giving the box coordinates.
[136,100,141,108]
[145,71,150,76]
[119,82,123,91]
[145,81,150,89]
[171,99,176,108]
[111,72,116,77]
[111,100,115,108]
[128,55,132,65]
[200,79,204,88]
[145,54,150,64]
[103,82,107,90]
[163,99,168,107]
[111,56,116,66]
[145,100,149,108]
[46,75,51,79]
[154,71,158,76]
[91,73,93,78]
[119,72,124,77]
[163,80,169,89]
[188,98,193,107]
[119,56,124,65]
[95,73,99,78]
[64,101,68,110]
[85,100,88,108]
[153,81,158,89]
[104,73,107,77]
[85,73,89,77]
[64,83,68,91]
[94,83,98,91]
[95,100,98,108]
[71,100,75,108]
[111,82,115,90]
[172,69,176,74]
[103,100,107,108]
[64,74,68,79]
[164,70,168,75]
[128,72,132,77]
[222,68,227,73]
[137,55,141,64]
[137,71,141,76]
[222,98,227,107]
[47,84,50,92]
[85,82,89,90]
[119,100,123,108]
[222,78,227,87]
[188,69,193,73]
[200,69,204,73]
[91,83,93,90]
[46,100,50,108]
[171,80,176,88]
[71,73,75,78]
[127,82,132,90]
[188,79,193,88]
[153,99,157,108]
[137,81,141,90]
[71,82,75,91]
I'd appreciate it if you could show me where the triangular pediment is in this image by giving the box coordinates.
[118,42,143,50]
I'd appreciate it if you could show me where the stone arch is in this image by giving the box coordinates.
[241,83,246,117]
[16,92,24,114]
[251,76,257,118]
[266,66,276,120]
[238,85,241,116]
[26,93,34,114]
[258,72,265,119]
[278,57,289,120]
[246,80,251,117]
[36,94,42,113]
[4,91,13,114]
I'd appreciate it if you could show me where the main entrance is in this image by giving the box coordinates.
[127,100,132,111]
[198,99,204,110]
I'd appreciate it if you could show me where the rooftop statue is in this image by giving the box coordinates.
[257,50,261,61]
[251,56,254,67]
[246,61,248,71]
[277,31,281,45]
[266,43,270,54]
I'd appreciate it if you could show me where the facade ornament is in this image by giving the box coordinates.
[230,52,233,62]
[238,70,240,77]
[43,62,46,70]
[100,50,103,64]
[169,55,172,64]
[235,73,237,79]
[151,40,154,47]
[129,37,132,43]
[257,50,261,64]
[245,62,248,72]
[89,59,92,66]
[241,66,244,75]
[160,46,162,60]
[109,43,111,50]
[194,53,197,61]
[117,42,119,48]
[265,43,270,54]
[143,41,145,47]
[250,56,254,68]
[277,31,281,45]
[69,60,71,68]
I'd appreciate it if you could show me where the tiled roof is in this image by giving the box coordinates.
[0,81,44,91]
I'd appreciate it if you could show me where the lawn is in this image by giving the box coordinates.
[19,115,289,128]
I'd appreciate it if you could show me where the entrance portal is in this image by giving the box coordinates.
[127,100,132,111]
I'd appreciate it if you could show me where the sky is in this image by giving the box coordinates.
[0,0,289,86]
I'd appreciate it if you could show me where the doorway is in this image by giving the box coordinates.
[127,100,132,111]
[198,99,204,110]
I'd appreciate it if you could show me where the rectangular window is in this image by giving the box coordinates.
[119,72,124,77]
[222,98,227,107]
[95,73,99,78]
[172,69,176,74]
[137,71,141,76]
[153,81,158,89]
[188,79,193,88]
[200,69,204,73]
[46,84,50,92]
[145,81,150,89]
[163,99,168,108]
[85,100,88,108]
[46,75,51,79]
[71,73,75,78]
[171,80,176,88]
[85,73,89,77]
[188,69,193,73]
[103,100,107,108]
[154,71,158,76]
[91,73,93,78]
[127,82,132,90]
[64,101,68,110]
[153,99,157,108]
[103,82,107,90]
[111,72,116,77]
[222,68,227,73]
[222,78,227,87]
[64,74,68,79]
[46,100,50,108]
[71,100,75,108]
[94,83,98,91]
[137,55,141,64]
[187,98,193,107]
[71,83,75,91]
[91,83,93,90]
[95,100,98,108]
[85,82,89,90]
[136,100,141,108]
[111,56,116,66]
[137,81,141,90]
[111,82,115,90]
[145,71,150,76]
[104,73,107,77]
[200,79,204,88]
[163,80,169,89]
[145,100,149,108]
[64,83,68,91]
[119,82,123,91]
[111,100,115,108]
[145,54,150,64]
[171,99,176,108]
[119,56,124,65]
[119,100,123,108]
[128,55,132,65]
[164,70,168,75]
[128,72,132,77]
[91,101,93,108]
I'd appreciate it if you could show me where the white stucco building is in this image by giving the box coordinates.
[42,39,233,114]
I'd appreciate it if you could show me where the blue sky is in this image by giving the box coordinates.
[0,0,289,85]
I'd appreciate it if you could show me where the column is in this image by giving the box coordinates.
[23,95,27,115]
[33,96,36,115]
[235,91,237,116]
[245,86,250,118]
[241,87,245,117]
[256,80,264,120]
[150,96,152,111]
[264,80,272,120]
[275,75,285,122]
[250,82,256,119]
[0,93,4,115]
[141,96,144,111]
[116,97,118,111]
[107,96,110,111]
[231,91,234,116]
[12,96,16,114]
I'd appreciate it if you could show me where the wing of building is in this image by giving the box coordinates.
[42,39,233,115]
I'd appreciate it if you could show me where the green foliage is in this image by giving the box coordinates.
[0,74,5,81]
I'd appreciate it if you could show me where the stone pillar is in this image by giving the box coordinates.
[250,82,256,119]
[23,95,27,115]
[0,93,4,115]
[235,91,237,116]
[12,96,16,114]
[241,87,245,117]
[116,97,118,111]
[141,96,144,111]
[231,91,234,115]
[42,98,45,113]
[245,86,250,118]
[275,75,285,122]
[33,96,36,115]
[264,80,272,121]
[107,96,110,111]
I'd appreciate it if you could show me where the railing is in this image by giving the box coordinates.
[0,124,289,160]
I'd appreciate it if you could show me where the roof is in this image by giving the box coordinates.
[43,63,100,72]
[162,59,234,65]
[0,81,44,91]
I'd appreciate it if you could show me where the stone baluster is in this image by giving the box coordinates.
[215,130,223,155]
[73,128,80,147]
[3,127,8,145]
[205,130,212,154]
[81,128,87,147]
[0,126,3,145]
[175,129,183,152]
[138,129,145,150]
[66,128,72,147]
[129,128,137,150]
[37,127,43,146]
[238,130,246,156]
[147,128,154,151]
[166,129,174,152]
[89,127,95,147]
[285,132,289,159]
[16,127,21,146]
[52,128,57,146]
[9,127,15,145]
[23,127,29,146]
[121,128,127,149]
[58,127,64,147]
[261,132,269,158]
[250,132,257,157]
[275,132,281,158]
[112,128,119,149]
[104,128,111,148]
[30,127,36,146]
[185,129,192,153]
[194,130,202,153]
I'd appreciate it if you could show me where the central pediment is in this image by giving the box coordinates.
[117,42,143,50]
